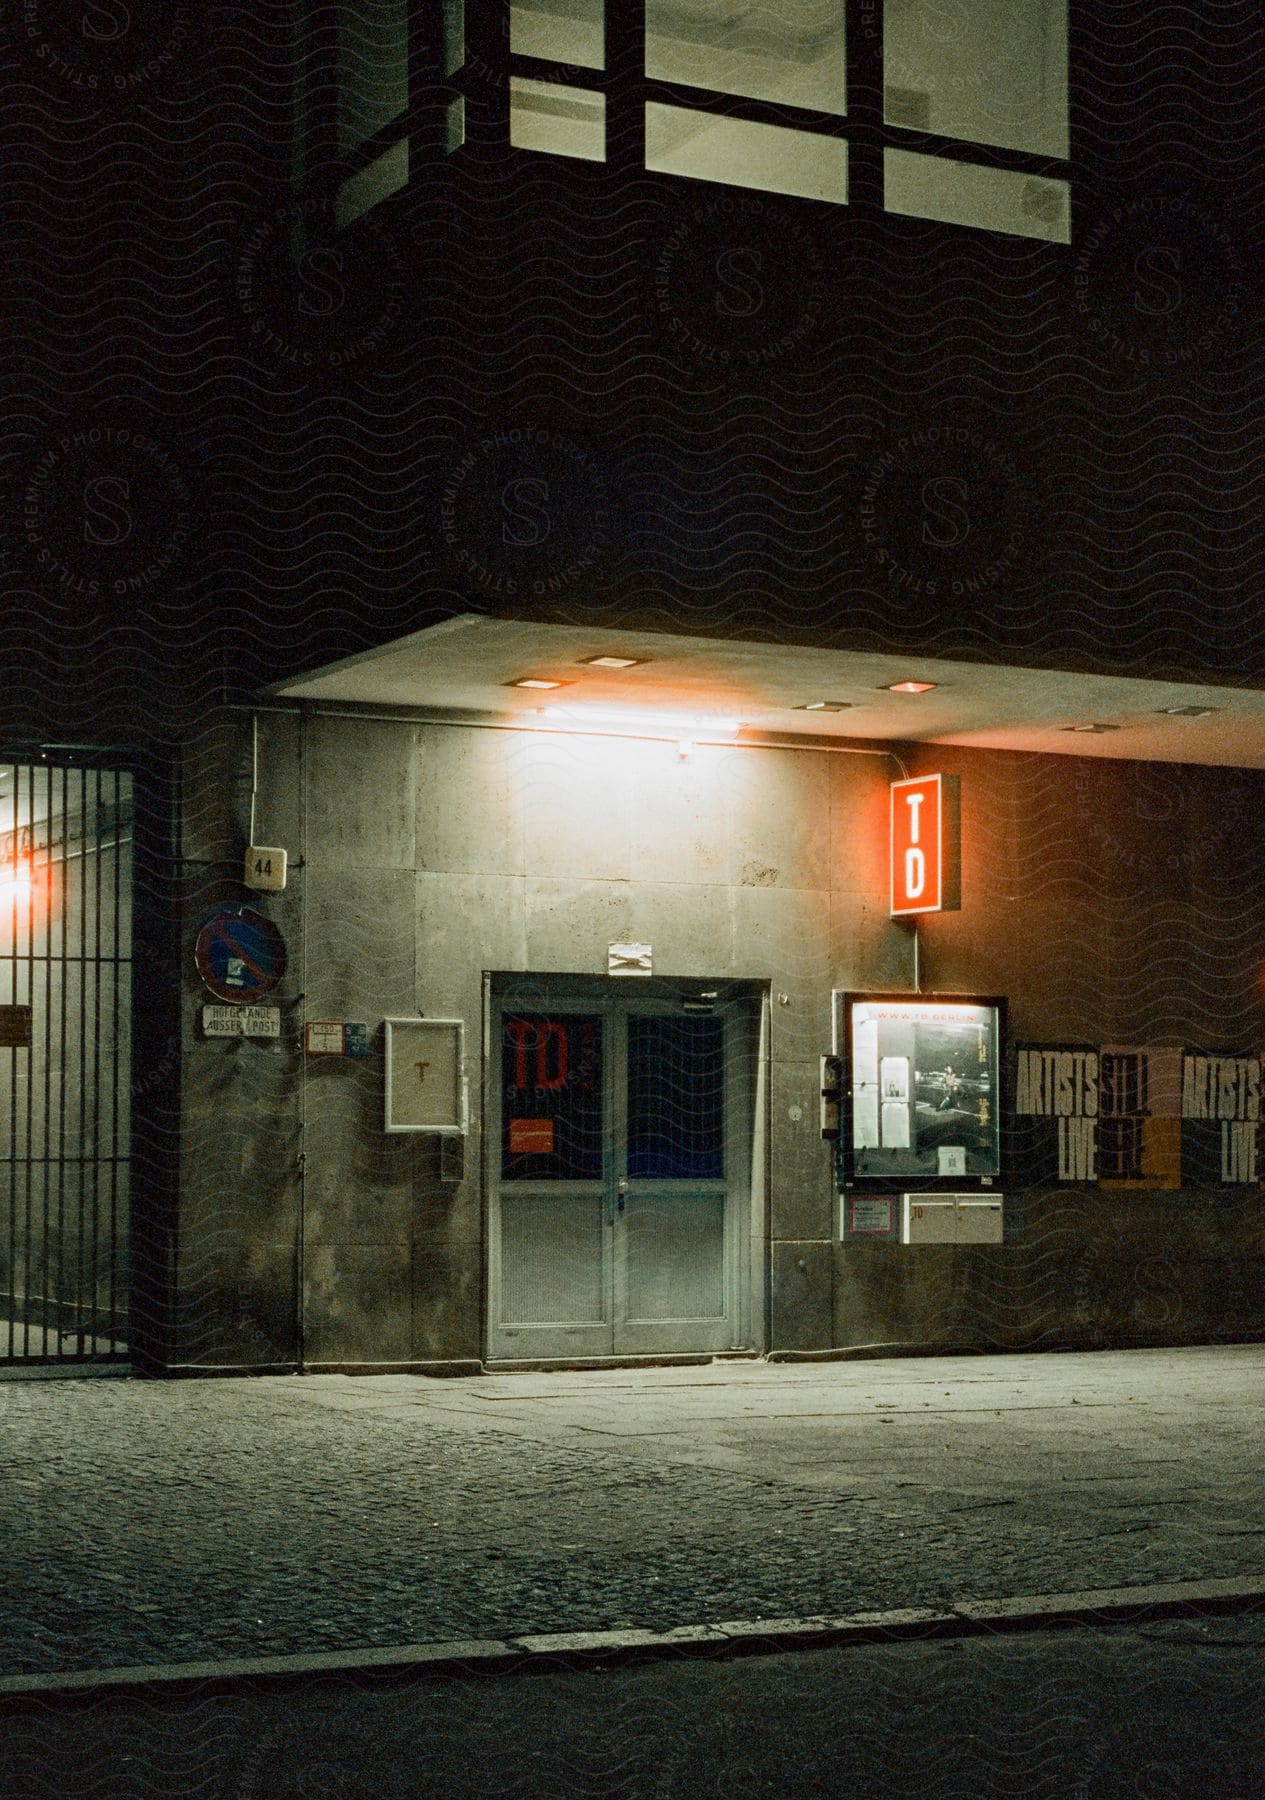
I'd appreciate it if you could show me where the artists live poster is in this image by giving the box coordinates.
[1012,1044,1263,1190]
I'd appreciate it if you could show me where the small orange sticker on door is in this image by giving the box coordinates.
[510,1118,555,1154]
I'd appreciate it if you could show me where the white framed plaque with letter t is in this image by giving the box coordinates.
[384,1017,468,1135]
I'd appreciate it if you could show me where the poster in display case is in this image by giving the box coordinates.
[839,992,1005,1187]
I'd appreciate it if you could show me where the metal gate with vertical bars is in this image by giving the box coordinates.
[1,758,132,1363]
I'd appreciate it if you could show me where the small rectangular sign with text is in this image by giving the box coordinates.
[202,1005,281,1039]
[0,1005,33,1048]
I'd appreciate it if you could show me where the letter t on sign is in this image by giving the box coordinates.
[890,774,961,917]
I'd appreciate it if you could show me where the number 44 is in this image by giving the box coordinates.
[243,845,288,892]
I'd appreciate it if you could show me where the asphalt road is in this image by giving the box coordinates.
[2,1615,1262,1799]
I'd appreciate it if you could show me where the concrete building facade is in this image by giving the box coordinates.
[167,623,1265,1373]
[6,5,1265,1375]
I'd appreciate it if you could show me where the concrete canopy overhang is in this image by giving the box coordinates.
[271,616,1265,768]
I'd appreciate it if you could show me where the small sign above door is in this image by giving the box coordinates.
[609,942,652,976]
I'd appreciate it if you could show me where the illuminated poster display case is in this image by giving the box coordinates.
[840,992,1006,1189]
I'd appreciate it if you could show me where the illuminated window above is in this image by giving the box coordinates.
[511,77,606,162]
[646,0,847,116]
[511,0,605,71]
[884,0,1068,160]
[318,3,1071,246]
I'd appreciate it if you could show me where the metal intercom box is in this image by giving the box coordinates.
[900,1193,1004,1244]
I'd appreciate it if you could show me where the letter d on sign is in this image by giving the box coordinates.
[905,847,925,898]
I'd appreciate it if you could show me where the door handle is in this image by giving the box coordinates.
[616,1179,628,1213]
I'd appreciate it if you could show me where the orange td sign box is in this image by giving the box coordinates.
[890,774,962,917]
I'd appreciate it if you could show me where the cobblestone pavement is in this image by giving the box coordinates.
[2,1345,1262,1677]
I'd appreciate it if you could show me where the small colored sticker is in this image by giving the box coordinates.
[510,1118,555,1154]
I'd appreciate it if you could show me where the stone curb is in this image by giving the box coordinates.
[765,1333,1265,1364]
[2,1578,1262,1705]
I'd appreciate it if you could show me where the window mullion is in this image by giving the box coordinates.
[462,0,512,159]
[606,0,647,180]
[845,0,885,211]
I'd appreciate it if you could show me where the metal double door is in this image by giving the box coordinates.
[488,983,751,1361]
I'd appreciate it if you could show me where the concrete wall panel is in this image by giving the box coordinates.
[769,1058,834,1241]
[519,734,634,882]
[829,893,917,994]
[628,741,732,887]
[771,1239,832,1350]
[827,756,892,900]
[732,886,831,1061]
[304,868,417,1019]
[415,872,526,1015]
[724,746,832,892]
[413,1157,483,1251]
[417,725,524,877]
[624,880,736,974]
[304,1240,412,1365]
[412,1242,483,1362]
[524,879,636,971]
[306,718,416,871]
[302,1081,414,1246]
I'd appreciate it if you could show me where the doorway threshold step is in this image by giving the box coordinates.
[484,1352,757,1374]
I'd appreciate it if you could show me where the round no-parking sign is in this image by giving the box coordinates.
[195,906,287,1004]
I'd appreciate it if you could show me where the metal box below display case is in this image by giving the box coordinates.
[900,1193,1004,1244]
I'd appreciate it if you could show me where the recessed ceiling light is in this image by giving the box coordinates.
[887,680,937,695]
[508,677,568,690]
[1156,705,1218,718]
[798,701,853,713]
[581,655,647,670]
[1063,723,1120,734]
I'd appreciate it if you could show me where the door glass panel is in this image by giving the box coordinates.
[627,1015,725,1180]
[646,2,847,116]
[500,1192,606,1322]
[501,1013,604,1180]
[626,1191,725,1320]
